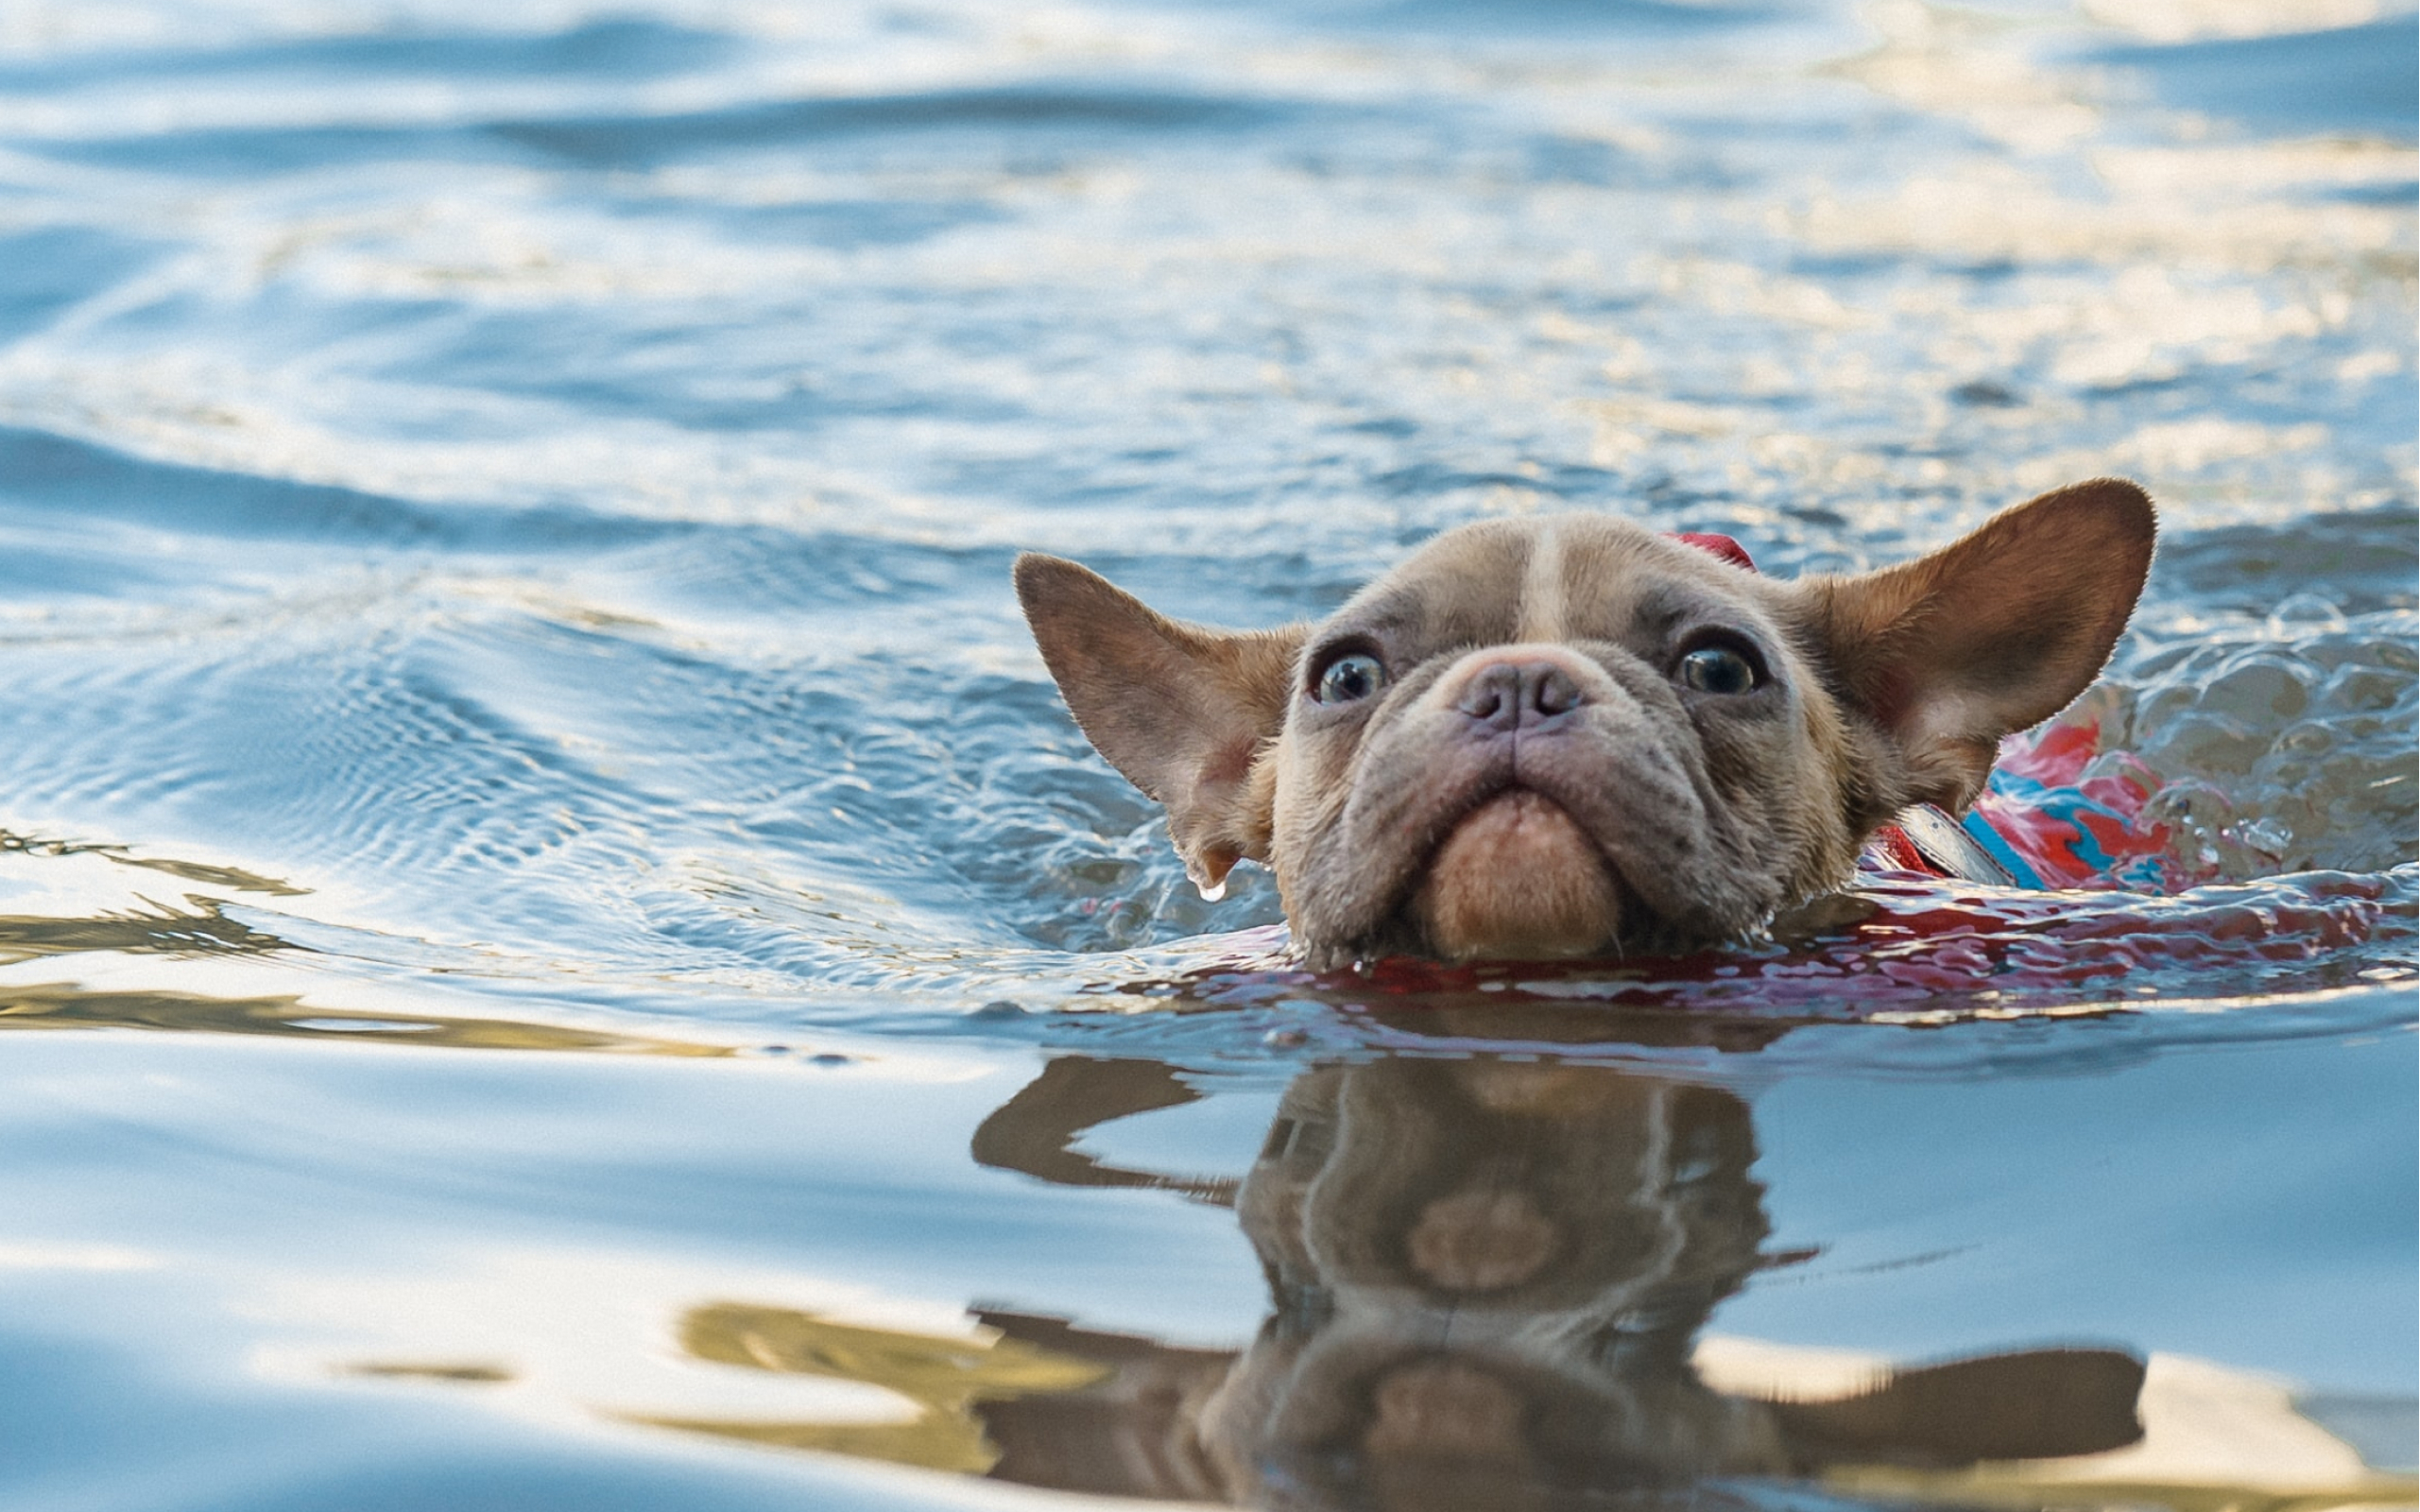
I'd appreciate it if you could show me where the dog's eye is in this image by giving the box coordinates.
[1313,651,1387,705]
[1679,644,1759,695]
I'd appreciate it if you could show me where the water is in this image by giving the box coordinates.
[0,2,2411,1507]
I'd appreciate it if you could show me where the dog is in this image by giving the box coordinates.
[1016,480,2154,966]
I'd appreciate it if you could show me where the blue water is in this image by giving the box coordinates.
[0,3,2411,1508]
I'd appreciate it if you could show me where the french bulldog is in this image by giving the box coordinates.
[1016,480,2154,965]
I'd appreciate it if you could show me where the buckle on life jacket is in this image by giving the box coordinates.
[1867,804,2046,888]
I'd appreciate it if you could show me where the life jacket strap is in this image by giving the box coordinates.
[1865,804,2047,888]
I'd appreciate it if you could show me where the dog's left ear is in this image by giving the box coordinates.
[1015,555,1307,898]
[1798,479,2155,812]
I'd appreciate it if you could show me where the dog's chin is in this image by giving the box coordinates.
[1408,790,1623,962]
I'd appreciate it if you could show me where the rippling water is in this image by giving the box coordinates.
[0,3,2411,1509]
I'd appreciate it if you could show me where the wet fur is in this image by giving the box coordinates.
[1017,480,2154,965]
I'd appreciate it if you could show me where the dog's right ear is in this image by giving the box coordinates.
[1796,478,2155,815]
[1014,555,1306,899]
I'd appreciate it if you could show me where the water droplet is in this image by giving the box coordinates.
[1195,877,1227,902]
[2237,817,2292,857]
[2265,592,2346,635]
[1262,1026,1308,1048]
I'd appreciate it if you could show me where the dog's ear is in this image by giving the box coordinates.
[1015,555,1307,897]
[1798,479,2154,811]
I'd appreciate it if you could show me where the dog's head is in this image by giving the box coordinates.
[1018,480,2154,965]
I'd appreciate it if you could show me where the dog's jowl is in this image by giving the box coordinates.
[1017,480,2154,966]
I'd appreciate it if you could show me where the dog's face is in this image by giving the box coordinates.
[1270,522,1865,961]
[1019,480,2153,965]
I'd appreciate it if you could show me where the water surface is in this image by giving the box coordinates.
[0,1,2411,1508]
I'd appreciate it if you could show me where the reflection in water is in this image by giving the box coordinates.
[638,1307,1110,1474]
[0,900,294,965]
[653,1057,2168,1507]
[283,1049,2413,1507]
[344,1361,514,1383]
[0,831,307,965]
[0,981,729,1057]
[0,831,309,898]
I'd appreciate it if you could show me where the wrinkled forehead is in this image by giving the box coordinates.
[1321,515,1774,648]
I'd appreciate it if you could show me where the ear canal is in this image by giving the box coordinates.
[1014,554,1306,895]
[1801,478,2156,812]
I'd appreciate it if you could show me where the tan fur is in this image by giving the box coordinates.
[1408,790,1624,959]
[1017,479,2154,963]
[1798,478,2157,810]
[1013,555,1305,894]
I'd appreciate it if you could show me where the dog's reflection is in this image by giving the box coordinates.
[957,1056,2144,1505]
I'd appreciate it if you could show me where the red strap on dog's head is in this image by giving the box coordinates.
[1669,532,1756,572]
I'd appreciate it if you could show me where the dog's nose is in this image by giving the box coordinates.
[1451,657,1586,731]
